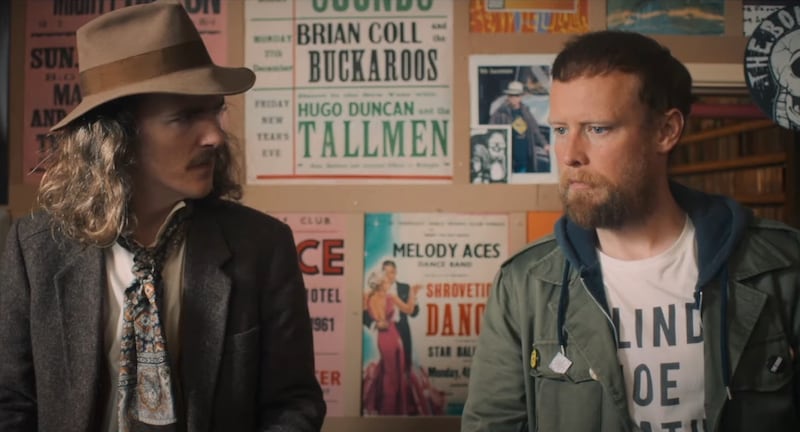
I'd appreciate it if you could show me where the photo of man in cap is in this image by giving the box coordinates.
[489,80,550,173]
[0,1,325,431]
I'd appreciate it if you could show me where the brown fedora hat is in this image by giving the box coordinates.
[51,0,255,131]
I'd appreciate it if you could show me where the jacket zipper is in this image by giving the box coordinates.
[580,277,620,348]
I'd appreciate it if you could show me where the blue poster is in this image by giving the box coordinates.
[607,0,725,35]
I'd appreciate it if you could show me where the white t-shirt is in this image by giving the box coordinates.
[599,218,705,431]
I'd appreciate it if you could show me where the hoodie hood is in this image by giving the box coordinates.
[553,180,753,399]
[554,181,752,291]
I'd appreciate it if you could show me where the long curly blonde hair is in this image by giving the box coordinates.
[38,97,242,247]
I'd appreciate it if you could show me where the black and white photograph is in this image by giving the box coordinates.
[470,126,511,184]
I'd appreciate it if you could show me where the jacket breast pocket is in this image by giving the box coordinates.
[722,331,799,431]
[529,341,603,431]
[529,340,594,383]
[732,333,794,391]
[224,325,260,353]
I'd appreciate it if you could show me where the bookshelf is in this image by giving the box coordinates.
[669,92,799,228]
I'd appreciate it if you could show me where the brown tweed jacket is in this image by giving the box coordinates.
[0,199,325,432]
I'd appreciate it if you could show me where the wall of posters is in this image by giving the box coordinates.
[469,54,557,184]
[362,212,508,416]
[607,0,725,35]
[272,212,348,417]
[21,0,228,184]
[469,0,588,33]
[245,0,454,184]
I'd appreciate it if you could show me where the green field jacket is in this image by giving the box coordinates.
[462,186,800,431]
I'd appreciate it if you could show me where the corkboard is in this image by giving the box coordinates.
[6,1,748,430]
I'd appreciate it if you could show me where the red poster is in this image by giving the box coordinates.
[272,213,348,417]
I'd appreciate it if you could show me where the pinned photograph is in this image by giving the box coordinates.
[470,54,557,184]
[470,126,511,184]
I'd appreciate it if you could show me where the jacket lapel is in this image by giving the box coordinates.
[180,208,232,431]
[53,244,105,428]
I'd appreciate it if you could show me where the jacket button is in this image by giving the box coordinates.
[589,368,599,380]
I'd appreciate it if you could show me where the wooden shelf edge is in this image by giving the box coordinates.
[735,193,786,205]
[669,152,786,175]
[679,119,776,145]
[690,103,766,119]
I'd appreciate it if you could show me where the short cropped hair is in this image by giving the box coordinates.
[552,30,693,118]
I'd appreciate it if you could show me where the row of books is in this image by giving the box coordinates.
[669,94,795,225]
[673,166,784,197]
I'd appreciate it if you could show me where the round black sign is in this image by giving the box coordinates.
[744,5,800,130]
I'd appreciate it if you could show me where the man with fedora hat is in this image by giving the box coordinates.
[489,80,550,174]
[0,1,325,431]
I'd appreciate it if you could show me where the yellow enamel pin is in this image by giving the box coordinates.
[530,348,539,368]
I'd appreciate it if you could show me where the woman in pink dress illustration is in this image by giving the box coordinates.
[362,270,445,416]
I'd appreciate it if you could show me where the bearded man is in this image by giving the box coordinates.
[462,30,800,432]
